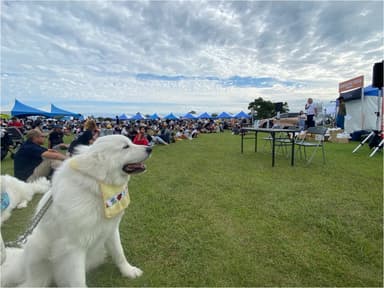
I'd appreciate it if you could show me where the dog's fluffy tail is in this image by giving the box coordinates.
[29,177,51,196]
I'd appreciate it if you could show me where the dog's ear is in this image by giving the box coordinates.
[69,152,107,181]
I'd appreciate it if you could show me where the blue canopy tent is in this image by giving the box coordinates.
[130,112,145,120]
[233,111,250,118]
[50,104,81,118]
[364,85,380,96]
[217,111,233,119]
[149,113,160,120]
[118,114,129,120]
[11,99,51,117]
[163,113,179,120]
[198,112,211,119]
[182,112,197,119]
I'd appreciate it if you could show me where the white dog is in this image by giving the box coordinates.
[1,175,51,223]
[1,175,51,264]
[1,135,152,287]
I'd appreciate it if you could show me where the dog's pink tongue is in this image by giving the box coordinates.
[127,163,144,170]
[123,163,146,174]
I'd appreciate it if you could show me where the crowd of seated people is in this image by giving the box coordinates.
[0,113,252,185]
[1,116,249,160]
[1,116,250,181]
[85,118,233,145]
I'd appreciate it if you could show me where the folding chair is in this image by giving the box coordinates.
[295,126,327,165]
[6,127,24,144]
[275,126,298,157]
[4,127,24,158]
[262,128,293,157]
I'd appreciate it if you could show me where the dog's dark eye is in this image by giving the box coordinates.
[123,144,130,149]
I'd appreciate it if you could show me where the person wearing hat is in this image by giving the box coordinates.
[48,125,69,150]
[336,96,346,129]
[13,129,67,182]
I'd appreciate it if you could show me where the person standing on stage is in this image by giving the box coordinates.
[305,98,317,128]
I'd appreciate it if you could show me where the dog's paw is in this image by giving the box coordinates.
[120,265,143,279]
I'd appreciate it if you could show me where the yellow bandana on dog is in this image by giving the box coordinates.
[69,159,130,219]
[100,183,130,219]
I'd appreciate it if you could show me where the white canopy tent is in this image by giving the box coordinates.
[343,86,382,133]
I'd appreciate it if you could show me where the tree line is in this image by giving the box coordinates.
[248,97,289,119]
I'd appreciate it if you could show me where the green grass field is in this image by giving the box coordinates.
[1,132,383,287]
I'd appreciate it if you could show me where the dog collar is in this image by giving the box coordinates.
[69,159,130,219]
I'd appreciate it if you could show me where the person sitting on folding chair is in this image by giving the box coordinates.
[7,117,24,133]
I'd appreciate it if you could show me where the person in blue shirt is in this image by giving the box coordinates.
[14,129,66,182]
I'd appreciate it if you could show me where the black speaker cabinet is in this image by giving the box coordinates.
[372,61,383,88]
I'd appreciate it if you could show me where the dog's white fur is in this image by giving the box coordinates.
[1,175,50,264]
[0,232,5,265]
[1,135,151,287]
[1,175,51,223]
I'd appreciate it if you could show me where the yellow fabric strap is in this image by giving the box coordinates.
[69,159,130,219]
[69,158,79,170]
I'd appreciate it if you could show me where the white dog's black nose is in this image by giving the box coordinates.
[146,147,152,154]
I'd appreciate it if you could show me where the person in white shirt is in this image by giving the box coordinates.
[305,98,317,128]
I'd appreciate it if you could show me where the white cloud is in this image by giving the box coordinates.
[1,0,383,116]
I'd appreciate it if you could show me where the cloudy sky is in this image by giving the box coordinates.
[1,0,383,117]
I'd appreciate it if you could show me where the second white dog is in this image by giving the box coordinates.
[1,175,51,223]
[1,135,152,287]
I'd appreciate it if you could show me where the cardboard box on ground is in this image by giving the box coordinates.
[328,128,350,143]
[297,128,349,143]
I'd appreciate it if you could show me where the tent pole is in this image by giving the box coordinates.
[374,88,381,131]
[361,84,365,130]
[381,87,383,137]
[368,87,383,157]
